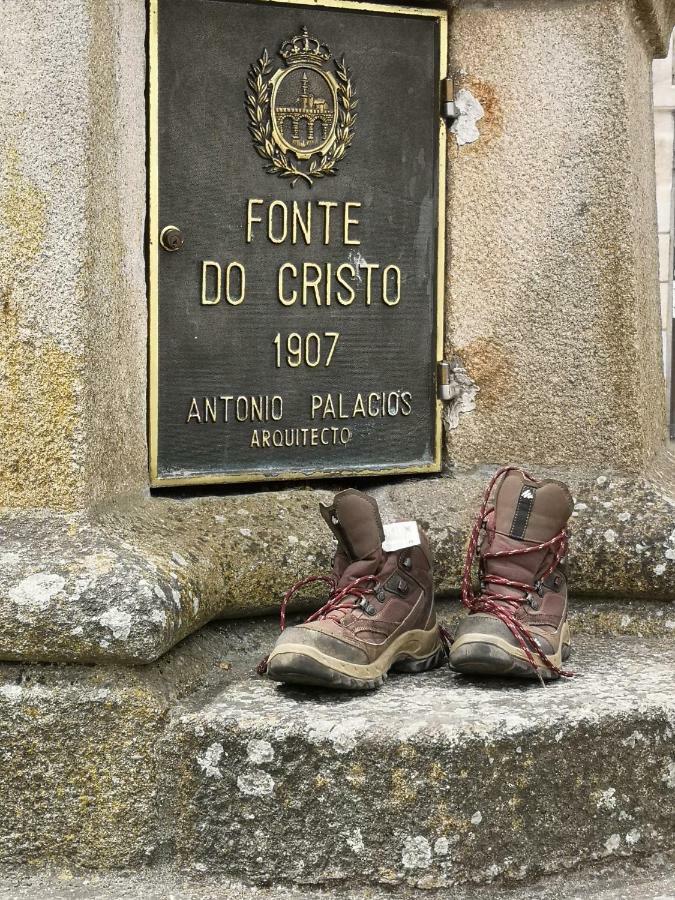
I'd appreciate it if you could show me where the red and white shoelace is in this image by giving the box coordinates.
[459,465,574,682]
[257,573,378,675]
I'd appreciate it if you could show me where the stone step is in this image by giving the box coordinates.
[160,626,675,888]
[1,601,673,887]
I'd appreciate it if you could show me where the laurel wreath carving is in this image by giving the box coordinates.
[245,51,357,187]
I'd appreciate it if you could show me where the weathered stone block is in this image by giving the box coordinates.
[0,0,147,510]
[0,616,671,880]
[0,623,238,869]
[445,0,667,472]
[162,633,675,888]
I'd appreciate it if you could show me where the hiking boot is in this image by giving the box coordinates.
[448,466,574,682]
[264,488,445,690]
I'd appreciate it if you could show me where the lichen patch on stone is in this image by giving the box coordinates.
[604,833,621,853]
[197,742,224,779]
[99,607,132,641]
[246,739,274,765]
[596,788,617,810]
[401,835,432,869]
[433,837,449,856]
[345,828,364,854]
[237,770,275,796]
[8,573,65,611]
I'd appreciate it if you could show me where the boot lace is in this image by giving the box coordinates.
[461,465,574,683]
[257,573,378,675]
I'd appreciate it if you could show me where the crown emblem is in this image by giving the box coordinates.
[279,27,331,66]
[245,28,357,187]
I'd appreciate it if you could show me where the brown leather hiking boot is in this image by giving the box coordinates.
[263,488,445,690]
[448,466,574,682]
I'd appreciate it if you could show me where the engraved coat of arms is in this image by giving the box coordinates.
[245,27,357,186]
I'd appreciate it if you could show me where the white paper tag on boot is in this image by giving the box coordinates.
[382,521,421,552]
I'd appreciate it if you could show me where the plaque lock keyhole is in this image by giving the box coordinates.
[160,225,184,252]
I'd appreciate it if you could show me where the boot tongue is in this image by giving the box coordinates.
[319,489,386,595]
[323,489,385,562]
[484,471,573,599]
[493,471,573,544]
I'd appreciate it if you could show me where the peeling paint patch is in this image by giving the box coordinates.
[663,759,675,788]
[197,742,223,778]
[450,89,484,146]
[443,363,479,430]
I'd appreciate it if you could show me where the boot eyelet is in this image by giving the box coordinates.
[375,589,386,602]
[401,556,412,570]
[528,596,540,611]
[397,579,409,594]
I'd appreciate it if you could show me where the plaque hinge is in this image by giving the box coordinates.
[437,360,460,401]
[441,77,458,121]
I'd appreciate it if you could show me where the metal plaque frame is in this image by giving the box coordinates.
[148,0,447,487]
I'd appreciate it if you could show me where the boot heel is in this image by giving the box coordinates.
[391,644,447,674]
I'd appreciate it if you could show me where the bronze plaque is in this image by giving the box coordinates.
[149,0,447,486]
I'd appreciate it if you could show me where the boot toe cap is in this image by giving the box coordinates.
[453,614,553,653]
[268,625,369,666]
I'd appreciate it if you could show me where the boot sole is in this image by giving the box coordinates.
[266,625,446,691]
[448,622,571,681]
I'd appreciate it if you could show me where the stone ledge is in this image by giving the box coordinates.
[158,633,675,886]
[0,853,673,898]
[1,455,675,664]
[0,619,672,877]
